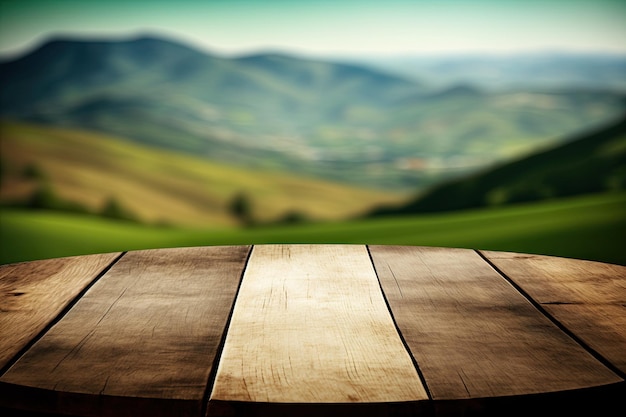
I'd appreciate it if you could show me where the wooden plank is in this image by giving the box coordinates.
[369,246,621,400]
[0,246,250,417]
[481,250,626,375]
[209,244,427,412]
[0,253,121,370]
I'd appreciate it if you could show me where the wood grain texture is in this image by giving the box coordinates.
[369,245,621,400]
[0,253,120,370]
[209,244,427,408]
[481,250,626,375]
[0,246,250,417]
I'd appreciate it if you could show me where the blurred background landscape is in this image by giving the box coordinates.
[1,0,625,264]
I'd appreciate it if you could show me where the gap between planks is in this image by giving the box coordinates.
[366,244,434,401]
[199,246,253,417]
[475,249,626,381]
[0,252,126,376]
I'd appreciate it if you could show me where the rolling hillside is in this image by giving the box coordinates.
[0,37,420,188]
[370,114,626,215]
[0,121,404,226]
[1,35,624,189]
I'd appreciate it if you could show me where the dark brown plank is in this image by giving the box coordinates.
[0,253,121,370]
[481,250,626,375]
[369,246,621,400]
[209,245,427,414]
[0,246,250,417]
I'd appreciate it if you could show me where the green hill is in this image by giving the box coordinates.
[0,121,404,226]
[371,114,626,215]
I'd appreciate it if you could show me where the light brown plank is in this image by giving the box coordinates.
[369,246,621,400]
[209,244,427,411]
[0,246,250,417]
[481,250,626,375]
[0,253,121,370]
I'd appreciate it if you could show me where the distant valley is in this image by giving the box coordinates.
[2,35,625,192]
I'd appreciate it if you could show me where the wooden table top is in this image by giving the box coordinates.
[0,245,624,416]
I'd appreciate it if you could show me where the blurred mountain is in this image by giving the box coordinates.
[369,115,626,216]
[1,36,625,189]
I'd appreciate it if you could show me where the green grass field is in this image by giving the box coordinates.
[1,192,624,265]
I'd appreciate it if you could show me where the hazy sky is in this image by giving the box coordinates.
[1,0,625,58]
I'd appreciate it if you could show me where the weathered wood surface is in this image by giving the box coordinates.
[209,244,428,410]
[0,245,624,417]
[481,250,626,375]
[368,245,622,400]
[0,246,250,417]
[0,253,121,370]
